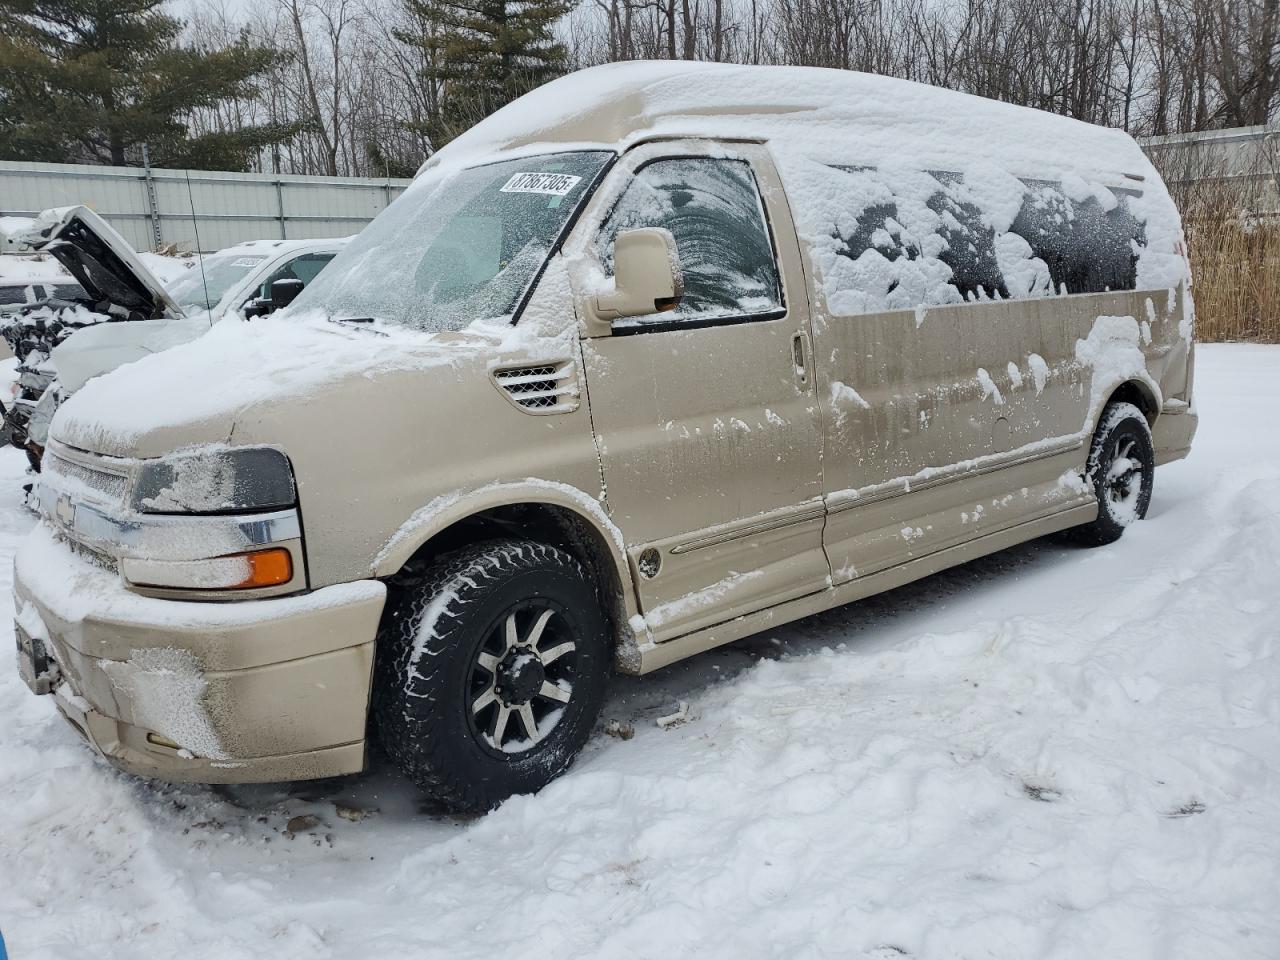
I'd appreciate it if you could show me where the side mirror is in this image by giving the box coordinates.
[270,277,305,310]
[593,228,684,322]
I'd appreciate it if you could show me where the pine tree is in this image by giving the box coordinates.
[0,0,299,170]
[395,0,571,149]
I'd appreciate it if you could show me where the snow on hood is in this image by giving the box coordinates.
[49,312,511,458]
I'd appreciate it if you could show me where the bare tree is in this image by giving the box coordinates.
[179,0,1280,178]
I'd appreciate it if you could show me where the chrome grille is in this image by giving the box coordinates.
[44,451,129,504]
[65,535,118,572]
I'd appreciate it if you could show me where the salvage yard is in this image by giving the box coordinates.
[2,342,1278,959]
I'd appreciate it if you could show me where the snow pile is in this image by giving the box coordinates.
[0,215,35,236]
[977,367,1004,404]
[1028,353,1050,394]
[0,345,1276,959]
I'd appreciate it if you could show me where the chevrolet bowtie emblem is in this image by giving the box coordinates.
[54,495,76,528]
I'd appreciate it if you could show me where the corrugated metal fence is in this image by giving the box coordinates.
[0,160,413,252]
[2,126,1275,255]
[1140,125,1279,217]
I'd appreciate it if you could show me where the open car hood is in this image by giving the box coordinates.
[10,206,181,320]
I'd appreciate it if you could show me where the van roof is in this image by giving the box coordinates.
[427,61,1154,186]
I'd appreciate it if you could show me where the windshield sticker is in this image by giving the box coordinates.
[500,172,583,197]
[230,257,266,267]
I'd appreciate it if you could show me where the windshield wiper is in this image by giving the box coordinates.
[326,315,388,336]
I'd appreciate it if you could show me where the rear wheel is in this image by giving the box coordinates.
[1067,401,1155,546]
[372,540,610,812]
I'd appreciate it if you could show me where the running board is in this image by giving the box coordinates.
[633,501,1096,674]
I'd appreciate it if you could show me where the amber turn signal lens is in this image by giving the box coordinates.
[235,548,294,589]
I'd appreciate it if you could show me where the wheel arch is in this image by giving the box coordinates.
[371,482,645,670]
[1102,378,1161,426]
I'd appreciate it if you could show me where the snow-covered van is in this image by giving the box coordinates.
[14,62,1198,811]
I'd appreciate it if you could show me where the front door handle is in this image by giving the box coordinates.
[791,331,809,385]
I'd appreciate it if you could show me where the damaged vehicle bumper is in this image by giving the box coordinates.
[13,522,386,783]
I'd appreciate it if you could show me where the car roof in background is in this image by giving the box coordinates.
[214,237,353,257]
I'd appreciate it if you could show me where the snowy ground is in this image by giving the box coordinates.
[2,344,1278,960]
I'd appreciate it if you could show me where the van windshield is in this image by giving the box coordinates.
[291,151,612,332]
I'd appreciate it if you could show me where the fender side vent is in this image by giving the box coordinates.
[492,361,579,414]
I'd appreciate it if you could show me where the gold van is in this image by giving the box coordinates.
[14,63,1197,810]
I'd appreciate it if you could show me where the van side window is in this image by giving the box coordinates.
[814,166,1147,315]
[597,158,783,326]
[818,165,967,315]
[1010,181,1143,294]
[929,172,1008,301]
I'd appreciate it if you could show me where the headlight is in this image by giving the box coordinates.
[131,447,296,515]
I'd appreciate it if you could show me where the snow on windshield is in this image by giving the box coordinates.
[168,254,266,311]
[291,151,612,332]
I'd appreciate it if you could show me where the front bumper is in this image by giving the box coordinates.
[14,522,387,783]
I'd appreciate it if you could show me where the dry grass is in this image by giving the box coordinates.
[1185,215,1280,342]
[1152,138,1280,344]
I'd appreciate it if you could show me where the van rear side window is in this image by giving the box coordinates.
[818,165,1146,315]
[1011,180,1144,295]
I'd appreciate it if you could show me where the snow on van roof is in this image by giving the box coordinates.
[427,61,1154,184]
[425,62,1183,315]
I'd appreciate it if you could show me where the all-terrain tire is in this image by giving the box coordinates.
[1067,401,1155,547]
[372,539,610,812]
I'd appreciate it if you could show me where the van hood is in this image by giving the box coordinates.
[48,312,511,459]
[10,206,181,320]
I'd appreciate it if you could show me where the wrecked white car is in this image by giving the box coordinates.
[58,236,349,395]
[0,207,346,468]
[0,206,180,467]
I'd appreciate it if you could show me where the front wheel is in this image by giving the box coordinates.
[373,540,610,812]
[1067,401,1155,546]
